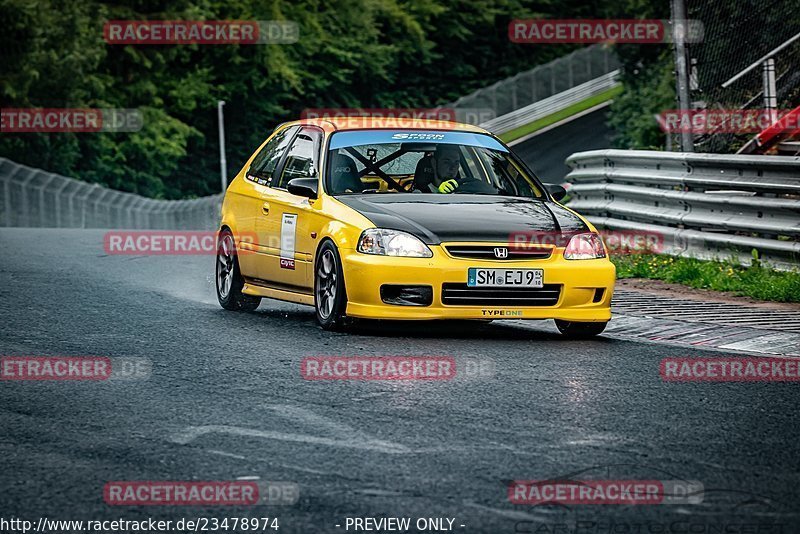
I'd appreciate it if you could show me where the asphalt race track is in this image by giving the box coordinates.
[513,107,612,184]
[1,229,799,533]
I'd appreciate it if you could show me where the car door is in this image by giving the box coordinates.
[236,125,298,280]
[256,126,323,291]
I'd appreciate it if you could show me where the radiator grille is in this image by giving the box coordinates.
[444,245,552,260]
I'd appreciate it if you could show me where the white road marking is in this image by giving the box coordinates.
[169,404,410,454]
[207,449,246,460]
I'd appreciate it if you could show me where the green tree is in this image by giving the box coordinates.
[1,0,678,197]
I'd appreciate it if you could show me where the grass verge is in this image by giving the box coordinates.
[499,85,623,144]
[612,254,800,303]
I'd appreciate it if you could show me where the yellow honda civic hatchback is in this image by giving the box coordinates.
[216,118,615,336]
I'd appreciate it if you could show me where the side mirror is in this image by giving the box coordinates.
[287,177,318,199]
[545,183,567,201]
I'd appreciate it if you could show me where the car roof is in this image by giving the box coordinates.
[282,117,491,135]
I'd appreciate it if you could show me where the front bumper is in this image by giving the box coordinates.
[340,245,615,321]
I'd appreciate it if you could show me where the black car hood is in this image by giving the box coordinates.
[335,194,587,244]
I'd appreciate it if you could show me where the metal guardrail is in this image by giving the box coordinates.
[447,44,621,123]
[0,158,221,229]
[479,70,620,135]
[4,147,800,271]
[565,149,800,269]
[0,48,622,232]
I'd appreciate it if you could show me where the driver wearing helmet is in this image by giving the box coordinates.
[414,144,463,193]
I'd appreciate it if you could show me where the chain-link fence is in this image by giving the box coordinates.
[0,158,221,230]
[687,0,800,152]
[2,47,623,229]
[445,44,621,120]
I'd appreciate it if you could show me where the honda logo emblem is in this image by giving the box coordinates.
[493,247,508,259]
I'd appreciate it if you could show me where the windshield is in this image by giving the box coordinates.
[326,131,545,198]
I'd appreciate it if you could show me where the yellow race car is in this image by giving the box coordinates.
[216,118,615,337]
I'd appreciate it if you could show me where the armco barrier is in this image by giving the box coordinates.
[446,44,621,129]
[5,147,799,271]
[479,70,620,135]
[1,48,621,230]
[565,149,800,269]
[0,158,221,230]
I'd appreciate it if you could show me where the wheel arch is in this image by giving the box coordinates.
[314,235,338,256]
[313,236,349,302]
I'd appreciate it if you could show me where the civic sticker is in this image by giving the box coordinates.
[280,213,297,270]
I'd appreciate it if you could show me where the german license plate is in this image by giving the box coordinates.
[467,268,543,288]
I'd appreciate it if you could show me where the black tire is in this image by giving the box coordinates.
[554,319,608,339]
[314,241,348,330]
[216,229,261,312]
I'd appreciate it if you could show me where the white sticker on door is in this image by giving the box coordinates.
[280,213,297,270]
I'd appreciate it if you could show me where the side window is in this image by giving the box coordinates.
[275,127,321,190]
[247,126,298,186]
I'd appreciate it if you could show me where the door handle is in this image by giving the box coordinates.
[261,202,270,215]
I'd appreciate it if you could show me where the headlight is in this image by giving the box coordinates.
[564,232,607,260]
[357,229,433,258]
